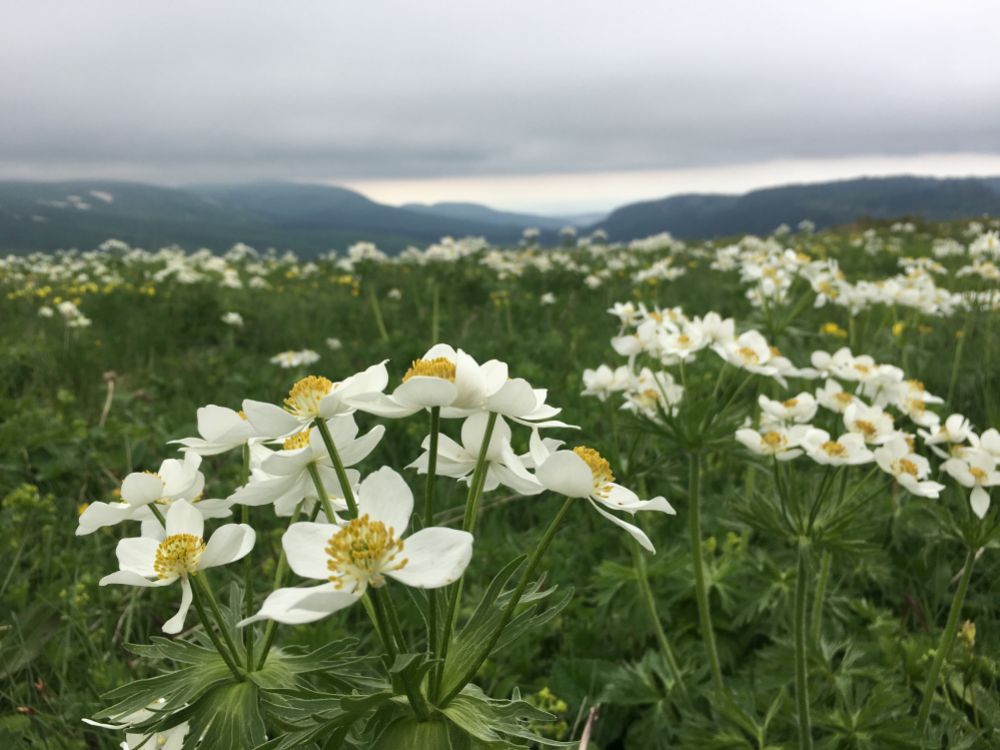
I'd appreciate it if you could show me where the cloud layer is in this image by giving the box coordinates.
[2,1,999,184]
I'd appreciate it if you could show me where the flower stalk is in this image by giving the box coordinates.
[916,546,977,731]
[314,417,359,517]
[687,452,724,693]
[794,540,814,750]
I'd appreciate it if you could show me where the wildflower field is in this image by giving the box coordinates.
[2,221,999,749]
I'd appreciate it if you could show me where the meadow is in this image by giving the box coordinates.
[1,221,999,749]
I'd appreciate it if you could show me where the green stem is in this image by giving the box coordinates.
[439,496,574,707]
[369,588,430,721]
[241,445,254,671]
[369,287,390,342]
[916,547,977,731]
[946,328,966,406]
[306,461,338,523]
[462,413,499,534]
[423,407,442,684]
[688,453,725,694]
[810,551,832,646]
[314,417,359,517]
[190,577,244,681]
[630,538,688,699]
[435,412,498,697]
[794,543,814,750]
[192,572,243,671]
[255,501,305,670]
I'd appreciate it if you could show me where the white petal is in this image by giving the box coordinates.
[76,502,136,535]
[120,473,164,506]
[394,377,458,408]
[356,467,413,534]
[336,424,385,467]
[283,522,338,580]
[99,569,173,587]
[165,500,203,538]
[116,537,160,577]
[388,527,473,588]
[200,524,255,569]
[347,392,420,419]
[239,583,358,626]
[485,378,537,417]
[537,451,594,498]
[243,399,300,438]
[971,485,991,519]
[589,499,656,552]
[163,579,193,634]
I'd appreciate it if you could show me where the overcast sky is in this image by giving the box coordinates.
[2,1,1000,212]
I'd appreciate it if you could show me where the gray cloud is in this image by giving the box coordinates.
[2,0,999,183]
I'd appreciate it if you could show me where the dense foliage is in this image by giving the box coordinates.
[1,220,998,748]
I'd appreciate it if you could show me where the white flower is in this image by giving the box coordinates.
[99,500,255,633]
[228,416,381,516]
[221,311,244,327]
[691,312,735,345]
[540,292,556,305]
[76,453,230,535]
[536,444,674,552]
[800,428,874,466]
[407,413,543,496]
[38,305,54,318]
[581,364,631,401]
[243,363,388,438]
[735,425,809,460]
[843,402,896,445]
[326,337,343,351]
[169,405,256,456]
[240,467,473,625]
[941,451,1000,518]
[918,414,974,458]
[873,436,945,498]
[269,349,321,369]
[759,393,818,425]
[815,379,859,414]
[713,330,777,376]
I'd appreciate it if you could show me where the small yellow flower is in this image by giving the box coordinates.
[891,322,905,337]
[820,322,848,338]
[960,619,976,648]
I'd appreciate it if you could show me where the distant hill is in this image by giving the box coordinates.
[2,175,999,254]
[592,176,1000,240]
[0,180,529,254]
[402,201,602,230]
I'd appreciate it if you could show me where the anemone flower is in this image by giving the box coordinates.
[239,467,473,625]
[242,362,388,439]
[99,500,255,634]
[77,453,230,536]
[536,444,674,553]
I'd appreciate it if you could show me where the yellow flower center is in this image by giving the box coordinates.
[853,419,877,438]
[834,391,854,405]
[783,398,799,408]
[970,467,987,482]
[154,534,205,579]
[282,430,311,450]
[402,357,457,382]
[853,363,871,374]
[325,515,407,592]
[677,334,691,345]
[907,399,926,414]
[238,409,248,420]
[761,431,785,448]
[737,347,759,364]
[821,441,846,457]
[897,458,919,476]
[906,379,925,391]
[284,376,333,418]
[573,446,615,496]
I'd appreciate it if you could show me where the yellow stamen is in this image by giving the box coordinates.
[154,534,205,579]
[783,398,799,408]
[737,347,760,364]
[834,391,854,406]
[761,431,785,448]
[970,467,987,481]
[284,376,333,418]
[573,446,615,496]
[854,419,877,438]
[821,441,846,457]
[325,514,406,592]
[402,357,456,382]
[283,431,311,450]
[897,458,918,476]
